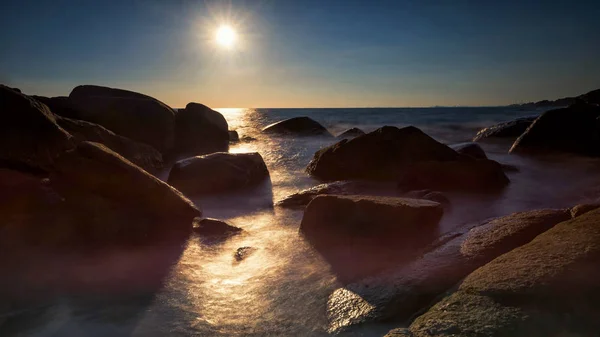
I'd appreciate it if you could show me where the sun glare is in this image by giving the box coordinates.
[216,25,236,48]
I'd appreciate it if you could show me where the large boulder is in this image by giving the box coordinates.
[510,103,600,156]
[168,152,269,195]
[402,208,600,337]
[450,142,487,159]
[0,85,74,170]
[473,116,537,142]
[262,117,332,137]
[337,127,366,139]
[300,195,443,281]
[307,126,459,181]
[328,208,570,334]
[56,116,163,172]
[68,85,176,153]
[174,103,229,157]
[31,95,82,119]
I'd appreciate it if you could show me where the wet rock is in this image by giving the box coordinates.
[174,103,229,157]
[168,152,269,195]
[450,142,487,159]
[241,135,257,142]
[192,218,242,236]
[56,116,163,172]
[327,208,570,334]
[262,116,332,137]
[337,127,365,139]
[307,126,459,181]
[234,246,257,262]
[570,203,600,218]
[0,85,74,170]
[510,103,600,156]
[276,181,399,209]
[69,85,177,153]
[228,130,240,143]
[473,116,537,142]
[402,208,600,337]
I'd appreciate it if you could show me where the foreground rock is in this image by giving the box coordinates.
[192,218,242,237]
[450,142,487,159]
[174,103,229,157]
[570,203,600,218]
[0,85,74,170]
[328,208,570,334]
[168,152,269,195]
[69,85,177,153]
[262,117,332,137]
[337,127,365,139]
[510,103,600,156]
[56,116,163,172]
[300,195,443,281]
[400,208,600,337]
[31,95,82,119]
[472,116,537,142]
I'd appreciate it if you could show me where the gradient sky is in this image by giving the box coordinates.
[1,0,600,108]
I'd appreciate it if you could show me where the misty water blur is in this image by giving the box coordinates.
[3,107,600,336]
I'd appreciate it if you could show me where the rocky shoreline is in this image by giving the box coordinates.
[2,83,600,336]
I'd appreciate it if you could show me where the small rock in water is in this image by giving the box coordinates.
[228,130,240,142]
[192,218,242,237]
[241,135,257,142]
[234,246,257,262]
[423,191,450,206]
[450,142,487,159]
[336,127,365,139]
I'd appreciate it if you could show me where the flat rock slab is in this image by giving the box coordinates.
[327,208,570,334]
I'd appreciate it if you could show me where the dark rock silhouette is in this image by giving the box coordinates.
[450,142,487,159]
[337,127,366,139]
[234,246,257,262]
[229,130,240,143]
[473,116,537,142]
[174,103,229,157]
[32,95,82,119]
[192,218,242,237]
[168,152,269,195]
[262,116,332,137]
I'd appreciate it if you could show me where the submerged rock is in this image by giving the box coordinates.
[402,208,600,337]
[473,116,537,142]
[174,103,229,157]
[0,85,74,170]
[168,152,269,195]
[510,103,600,156]
[262,116,332,137]
[69,85,177,153]
[450,142,487,159]
[337,127,366,139]
[193,218,242,236]
[234,246,257,262]
[327,208,570,334]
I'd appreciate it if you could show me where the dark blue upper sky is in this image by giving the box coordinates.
[2,0,599,107]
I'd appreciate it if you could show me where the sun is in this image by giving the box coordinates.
[216,25,236,48]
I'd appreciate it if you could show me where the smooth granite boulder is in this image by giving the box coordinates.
[473,116,537,142]
[262,116,332,137]
[174,103,229,157]
[168,152,269,195]
[69,85,177,153]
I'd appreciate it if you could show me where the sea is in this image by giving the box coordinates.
[4,107,600,337]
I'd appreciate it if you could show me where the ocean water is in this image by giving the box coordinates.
[4,107,600,337]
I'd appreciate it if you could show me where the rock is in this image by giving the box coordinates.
[327,208,570,334]
[385,329,412,337]
[422,191,449,206]
[450,142,487,159]
[228,130,240,143]
[580,88,600,105]
[276,181,400,209]
[68,85,176,153]
[397,159,509,192]
[262,117,332,137]
[307,126,459,181]
[337,127,366,139]
[241,135,257,142]
[473,116,537,142]
[0,85,74,170]
[403,208,600,337]
[31,95,82,119]
[192,218,242,236]
[500,163,519,172]
[174,103,229,157]
[56,116,163,172]
[168,152,269,195]
[570,203,600,218]
[234,246,257,262]
[510,103,600,156]
[50,142,200,233]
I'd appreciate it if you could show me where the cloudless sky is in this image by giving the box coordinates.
[1,0,599,108]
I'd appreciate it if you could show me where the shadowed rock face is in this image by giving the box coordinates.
[174,103,229,157]
[192,218,242,237]
[262,116,333,137]
[473,116,537,142]
[337,127,366,139]
[327,208,570,334]
[168,152,270,195]
[0,85,74,170]
[69,85,177,153]
[450,142,487,159]
[510,103,600,156]
[401,208,600,337]
[31,95,82,119]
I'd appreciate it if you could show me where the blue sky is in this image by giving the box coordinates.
[1,0,599,107]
